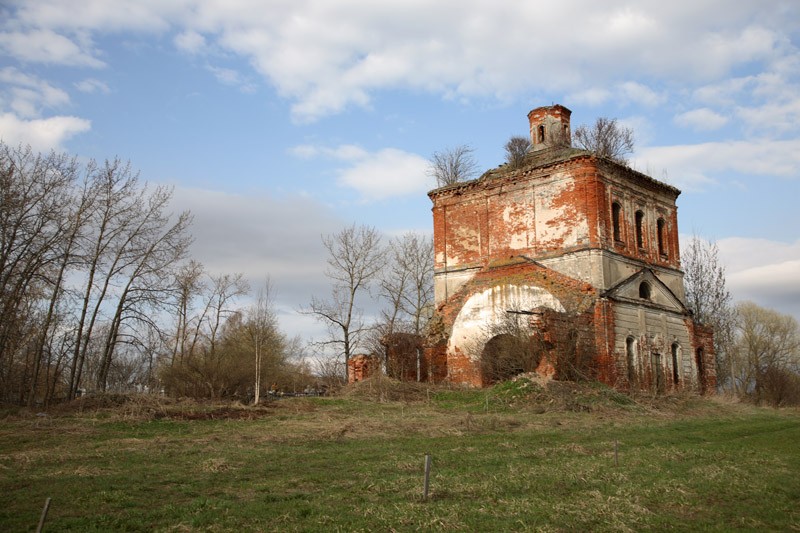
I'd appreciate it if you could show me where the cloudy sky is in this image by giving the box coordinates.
[2,0,799,342]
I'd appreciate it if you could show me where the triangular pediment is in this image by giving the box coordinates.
[604,268,688,314]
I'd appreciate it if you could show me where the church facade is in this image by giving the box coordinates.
[425,105,715,393]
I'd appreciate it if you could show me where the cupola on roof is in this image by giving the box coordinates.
[528,104,572,152]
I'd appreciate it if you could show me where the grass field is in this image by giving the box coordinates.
[1,377,798,532]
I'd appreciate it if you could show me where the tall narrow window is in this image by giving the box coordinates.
[635,210,644,248]
[671,342,680,385]
[612,202,622,242]
[653,353,665,393]
[538,125,545,143]
[657,218,666,256]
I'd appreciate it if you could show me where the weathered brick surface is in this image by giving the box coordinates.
[347,354,380,384]
[426,104,716,393]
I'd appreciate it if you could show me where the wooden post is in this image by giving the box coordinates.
[36,497,51,533]
[423,454,432,499]
[614,440,619,467]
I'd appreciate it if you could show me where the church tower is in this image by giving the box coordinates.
[528,104,572,151]
[426,104,716,394]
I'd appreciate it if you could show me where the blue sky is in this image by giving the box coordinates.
[2,0,799,341]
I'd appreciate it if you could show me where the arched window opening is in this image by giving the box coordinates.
[626,336,637,386]
[671,342,680,385]
[538,125,545,144]
[639,281,651,300]
[635,210,645,248]
[657,218,667,257]
[612,202,622,242]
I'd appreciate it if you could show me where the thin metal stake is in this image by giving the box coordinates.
[36,497,51,533]
[614,440,619,467]
[423,454,432,499]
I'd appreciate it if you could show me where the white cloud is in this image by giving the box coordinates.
[735,99,800,138]
[10,0,173,33]
[0,67,70,117]
[0,29,104,67]
[0,68,91,151]
[692,77,753,107]
[289,144,367,161]
[5,1,797,121]
[674,108,729,131]
[205,65,257,93]
[718,237,800,321]
[568,87,612,107]
[290,143,429,201]
[336,148,430,201]
[74,78,110,94]
[634,139,800,191]
[329,144,369,161]
[174,30,206,54]
[0,112,91,151]
[288,144,319,159]
[617,81,667,107]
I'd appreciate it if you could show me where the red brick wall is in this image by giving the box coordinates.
[430,155,682,276]
[347,355,380,384]
[431,156,610,272]
[689,321,717,394]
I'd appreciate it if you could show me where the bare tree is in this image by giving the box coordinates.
[95,195,192,392]
[682,235,737,391]
[375,232,434,380]
[504,136,531,169]
[0,145,197,403]
[573,117,634,164]
[247,278,281,404]
[160,271,250,398]
[380,232,434,335]
[428,144,479,187]
[171,260,205,365]
[302,224,383,378]
[203,273,250,360]
[0,144,78,402]
[66,159,139,398]
[732,302,800,406]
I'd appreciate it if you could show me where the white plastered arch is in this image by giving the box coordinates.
[448,284,565,362]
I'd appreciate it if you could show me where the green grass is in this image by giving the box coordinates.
[1,384,799,532]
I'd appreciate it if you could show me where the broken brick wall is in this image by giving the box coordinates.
[689,321,717,394]
[347,354,380,384]
[431,258,598,387]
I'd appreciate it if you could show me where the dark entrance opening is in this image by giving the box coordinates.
[480,333,541,386]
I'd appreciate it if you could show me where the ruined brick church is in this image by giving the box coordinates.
[421,104,715,393]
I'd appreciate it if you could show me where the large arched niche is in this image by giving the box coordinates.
[447,284,565,362]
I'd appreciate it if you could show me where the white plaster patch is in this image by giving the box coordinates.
[448,284,565,362]
[534,176,588,247]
